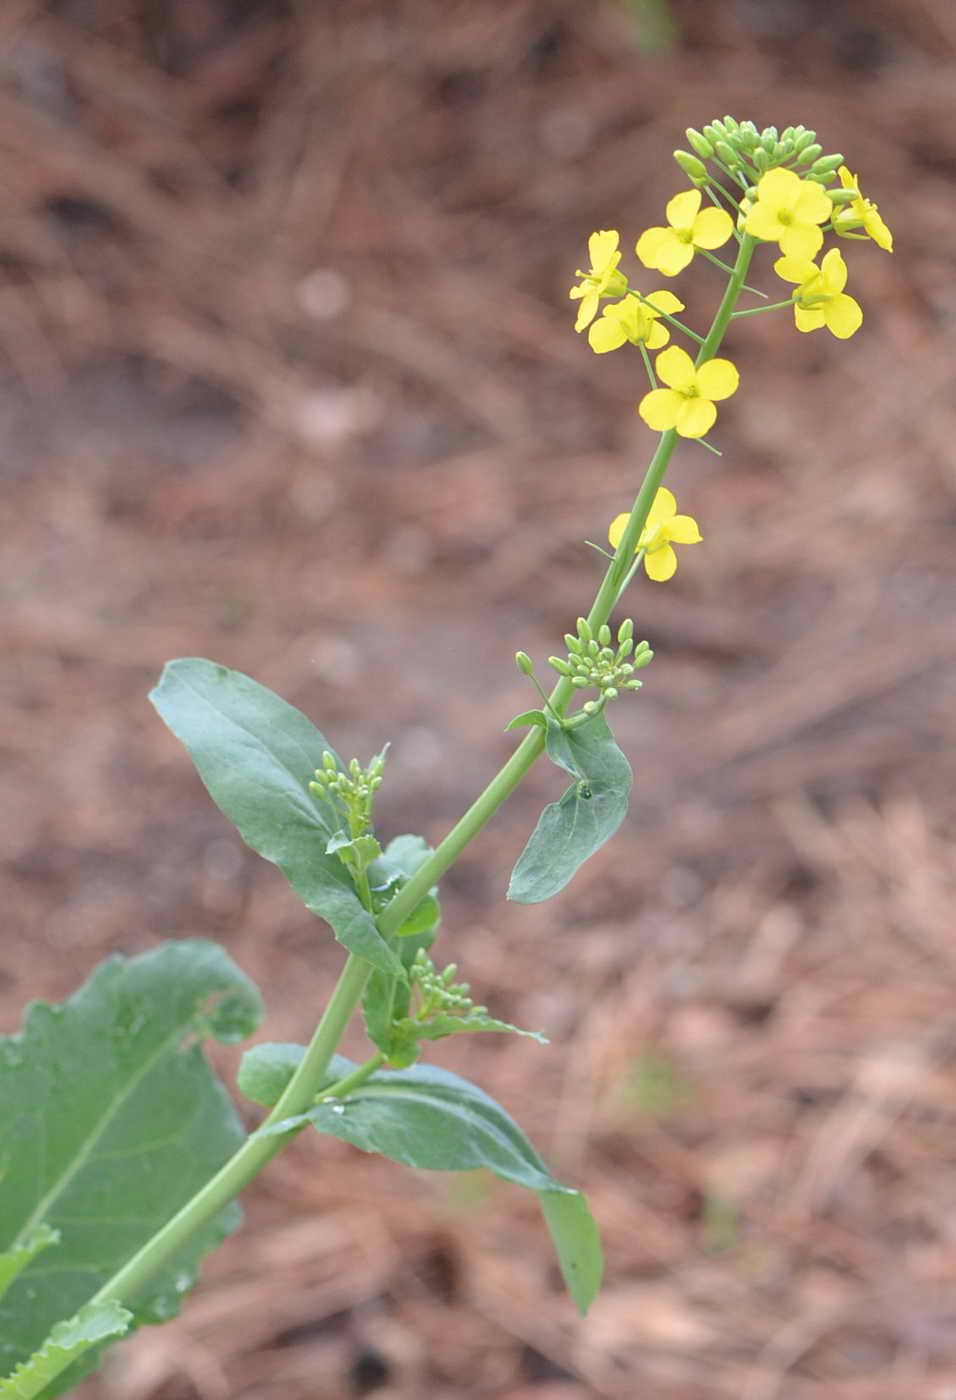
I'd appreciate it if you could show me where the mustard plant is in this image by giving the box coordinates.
[0,116,891,1396]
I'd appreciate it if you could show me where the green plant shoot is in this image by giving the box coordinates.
[0,116,891,1397]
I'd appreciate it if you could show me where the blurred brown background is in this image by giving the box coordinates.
[2,1,955,1397]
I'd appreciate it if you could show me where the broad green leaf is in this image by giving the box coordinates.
[150,660,401,977]
[0,1227,59,1305]
[287,1059,559,1190]
[273,1059,602,1312]
[538,1189,603,1317]
[0,1302,131,1400]
[508,712,632,903]
[237,1044,352,1109]
[0,940,262,1395]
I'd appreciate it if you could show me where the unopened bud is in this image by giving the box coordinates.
[793,128,817,152]
[714,140,736,167]
[515,650,534,676]
[795,142,822,165]
[686,127,714,159]
[617,618,634,645]
[674,149,708,184]
[811,153,844,175]
[548,656,572,677]
[753,147,770,172]
[576,617,593,643]
[827,187,858,206]
[597,624,612,646]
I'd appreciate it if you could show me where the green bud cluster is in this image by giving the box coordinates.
[309,748,387,836]
[411,948,486,1021]
[548,617,652,712]
[681,116,844,188]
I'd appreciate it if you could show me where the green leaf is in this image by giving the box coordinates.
[363,835,440,1053]
[537,1190,603,1317]
[508,712,632,903]
[237,1043,353,1109]
[0,1302,132,1400]
[505,709,547,732]
[288,1059,602,1312]
[0,1228,59,1306]
[303,1059,557,1189]
[150,660,401,977]
[0,940,263,1395]
[395,1012,548,1045]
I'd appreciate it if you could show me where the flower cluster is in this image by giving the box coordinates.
[568,116,891,582]
[309,749,387,836]
[548,616,653,712]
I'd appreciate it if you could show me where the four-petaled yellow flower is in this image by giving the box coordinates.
[744,168,832,260]
[570,230,628,331]
[588,290,685,354]
[636,190,734,277]
[832,166,893,252]
[638,345,739,438]
[774,248,863,338]
[608,488,702,582]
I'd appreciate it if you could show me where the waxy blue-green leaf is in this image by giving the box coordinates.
[268,1057,601,1312]
[508,712,632,903]
[0,1228,59,1307]
[505,708,547,732]
[150,660,401,977]
[0,1302,131,1400]
[0,941,262,1395]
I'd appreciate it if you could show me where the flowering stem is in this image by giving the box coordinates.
[731,297,796,317]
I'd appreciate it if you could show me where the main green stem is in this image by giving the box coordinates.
[70,232,758,1370]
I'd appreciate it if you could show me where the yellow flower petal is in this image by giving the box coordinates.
[695,357,739,402]
[823,293,863,338]
[666,513,702,544]
[745,203,786,244]
[588,230,620,268]
[607,513,629,550]
[794,304,826,333]
[588,314,628,353]
[644,544,678,582]
[778,222,824,261]
[865,207,893,252]
[793,181,833,226]
[774,254,817,285]
[646,289,684,315]
[691,206,734,249]
[665,189,702,230]
[654,345,696,392]
[574,291,599,332]
[651,237,696,277]
[819,248,848,293]
[755,168,801,203]
[638,387,682,432]
[674,397,717,438]
[635,226,670,266]
[645,320,670,350]
[645,487,677,528]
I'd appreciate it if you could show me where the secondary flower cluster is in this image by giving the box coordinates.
[569,117,892,581]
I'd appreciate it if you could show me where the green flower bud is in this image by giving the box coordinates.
[674,149,709,184]
[795,142,822,165]
[634,647,655,669]
[322,751,337,771]
[793,128,817,152]
[515,650,534,675]
[760,127,777,151]
[617,618,634,644]
[827,187,858,206]
[564,632,581,654]
[597,624,612,646]
[722,114,740,133]
[686,127,714,159]
[702,122,723,147]
[571,676,589,688]
[714,140,737,167]
[548,656,572,676]
[576,617,592,643]
[753,147,770,172]
[625,679,642,690]
[811,153,844,174]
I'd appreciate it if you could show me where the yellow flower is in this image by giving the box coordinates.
[774,248,863,338]
[744,168,832,260]
[638,345,739,438]
[569,230,628,331]
[608,488,702,582]
[833,166,893,252]
[587,290,685,354]
[635,191,734,277]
